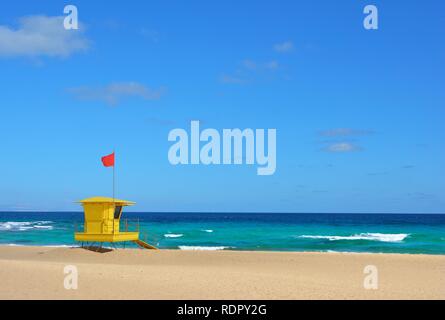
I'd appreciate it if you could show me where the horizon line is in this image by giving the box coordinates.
[1,211,444,215]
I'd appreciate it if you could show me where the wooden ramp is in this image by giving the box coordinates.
[133,239,158,250]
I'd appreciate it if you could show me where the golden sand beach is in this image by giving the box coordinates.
[0,246,444,300]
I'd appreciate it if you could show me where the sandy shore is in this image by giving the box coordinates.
[0,246,444,299]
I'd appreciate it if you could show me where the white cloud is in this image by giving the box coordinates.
[274,41,294,53]
[67,82,166,106]
[221,60,279,84]
[140,28,159,42]
[220,74,246,84]
[0,15,89,58]
[324,142,362,153]
[265,60,279,70]
[242,59,257,70]
[242,59,279,71]
[319,128,374,137]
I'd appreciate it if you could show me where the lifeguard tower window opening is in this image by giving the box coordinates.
[114,206,123,220]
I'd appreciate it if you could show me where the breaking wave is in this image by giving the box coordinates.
[164,233,183,238]
[298,233,409,243]
[0,221,54,232]
[178,246,231,251]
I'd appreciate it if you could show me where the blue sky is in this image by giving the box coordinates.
[0,0,444,213]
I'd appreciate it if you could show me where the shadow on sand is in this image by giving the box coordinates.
[79,245,114,253]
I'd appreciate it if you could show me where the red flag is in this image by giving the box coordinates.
[101,152,115,167]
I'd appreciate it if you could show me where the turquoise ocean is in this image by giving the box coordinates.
[0,212,444,254]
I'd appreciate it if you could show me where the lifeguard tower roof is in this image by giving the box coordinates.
[78,197,135,206]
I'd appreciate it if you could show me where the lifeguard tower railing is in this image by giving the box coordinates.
[74,218,141,234]
[74,219,159,247]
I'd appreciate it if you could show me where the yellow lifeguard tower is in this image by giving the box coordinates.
[74,197,157,249]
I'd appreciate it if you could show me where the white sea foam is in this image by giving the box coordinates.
[298,233,409,243]
[164,233,183,238]
[201,229,213,233]
[178,246,231,251]
[0,221,54,231]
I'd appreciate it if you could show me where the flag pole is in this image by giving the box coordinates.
[112,150,115,236]
[113,150,115,202]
